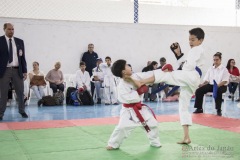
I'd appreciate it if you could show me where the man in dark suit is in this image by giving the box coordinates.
[0,23,28,120]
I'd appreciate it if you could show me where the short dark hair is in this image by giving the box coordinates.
[33,61,39,66]
[3,23,12,30]
[160,57,166,62]
[111,59,126,78]
[214,52,222,60]
[80,61,86,66]
[105,56,111,61]
[189,28,205,40]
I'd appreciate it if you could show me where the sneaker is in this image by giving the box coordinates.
[113,103,119,105]
[193,108,203,114]
[19,112,28,118]
[105,103,110,105]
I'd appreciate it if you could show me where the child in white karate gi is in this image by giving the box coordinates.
[138,28,206,144]
[106,60,161,150]
[76,61,91,93]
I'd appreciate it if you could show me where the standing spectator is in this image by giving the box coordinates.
[0,23,28,120]
[29,61,46,100]
[45,62,64,93]
[226,59,239,101]
[81,44,98,94]
[91,58,104,104]
[100,56,118,105]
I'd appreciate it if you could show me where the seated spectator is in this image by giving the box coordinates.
[91,58,104,104]
[29,62,46,99]
[193,52,230,116]
[161,64,180,102]
[142,61,159,101]
[157,57,166,69]
[226,59,239,101]
[76,61,91,94]
[45,62,64,93]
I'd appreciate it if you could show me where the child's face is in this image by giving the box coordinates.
[123,64,132,76]
[189,35,203,48]
[80,65,86,71]
[105,59,111,65]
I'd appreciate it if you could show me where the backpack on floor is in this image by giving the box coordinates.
[70,91,81,106]
[53,91,64,105]
[41,95,56,106]
[66,87,77,105]
[77,90,94,106]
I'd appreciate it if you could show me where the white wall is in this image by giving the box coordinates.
[0,17,240,75]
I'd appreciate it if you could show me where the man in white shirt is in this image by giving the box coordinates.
[193,52,229,116]
[76,62,91,93]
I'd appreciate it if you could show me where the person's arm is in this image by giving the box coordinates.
[199,81,209,87]
[126,71,155,88]
[59,71,64,84]
[85,72,91,87]
[45,70,56,83]
[217,81,228,87]
[218,68,230,87]
[75,71,83,88]
[28,72,33,80]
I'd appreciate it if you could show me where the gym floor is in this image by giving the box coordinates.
[0,97,240,160]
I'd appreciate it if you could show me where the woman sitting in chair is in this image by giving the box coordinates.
[193,52,230,116]
[29,61,46,99]
[45,62,64,93]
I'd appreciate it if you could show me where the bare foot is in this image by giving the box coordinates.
[177,139,191,144]
[106,146,114,150]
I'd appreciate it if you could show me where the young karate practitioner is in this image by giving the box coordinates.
[100,56,118,105]
[106,60,161,150]
[76,61,91,93]
[138,28,206,144]
[91,58,104,104]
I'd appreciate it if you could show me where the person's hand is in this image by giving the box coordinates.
[94,76,100,81]
[83,85,87,90]
[55,80,62,85]
[170,42,181,56]
[23,73,27,81]
[198,83,205,88]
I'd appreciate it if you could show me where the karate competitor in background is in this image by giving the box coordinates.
[100,56,118,105]
[137,28,206,144]
[76,61,91,93]
[91,58,104,104]
[106,59,161,150]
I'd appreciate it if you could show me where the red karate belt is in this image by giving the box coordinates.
[123,102,156,133]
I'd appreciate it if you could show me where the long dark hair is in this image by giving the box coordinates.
[142,61,158,72]
[226,59,235,70]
